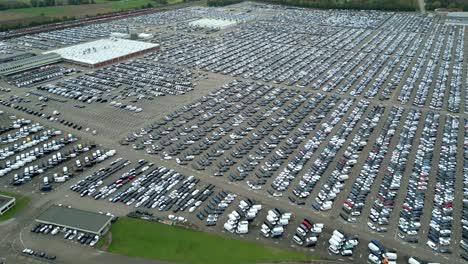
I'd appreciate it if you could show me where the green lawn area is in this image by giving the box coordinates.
[0,0,193,26]
[109,0,155,10]
[13,5,74,15]
[108,217,318,264]
[0,0,31,3]
[0,190,30,221]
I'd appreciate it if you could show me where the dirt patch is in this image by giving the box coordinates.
[100,231,113,251]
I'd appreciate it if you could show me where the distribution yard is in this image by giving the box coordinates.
[0,2,466,264]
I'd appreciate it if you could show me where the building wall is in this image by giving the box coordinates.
[0,198,16,215]
[0,54,62,76]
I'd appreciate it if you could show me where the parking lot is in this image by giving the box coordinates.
[0,2,467,264]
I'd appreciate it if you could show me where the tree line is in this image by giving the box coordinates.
[425,0,468,11]
[207,0,242,7]
[209,0,421,11]
[0,0,95,10]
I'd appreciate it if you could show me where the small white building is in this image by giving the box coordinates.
[110,32,131,39]
[446,12,468,26]
[189,18,238,30]
[138,33,154,39]
[0,194,16,215]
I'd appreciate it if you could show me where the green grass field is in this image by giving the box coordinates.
[0,191,30,221]
[107,217,319,264]
[0,0,186,26]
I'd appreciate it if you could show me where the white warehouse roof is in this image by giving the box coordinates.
[189,18,237,29]
[45,38,159,66]
[447,12,468,18]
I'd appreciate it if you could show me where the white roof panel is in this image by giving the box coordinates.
[45,38,158,65]
[189,18,237,29]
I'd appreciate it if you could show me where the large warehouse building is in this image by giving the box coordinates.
[36,205,113,235]
[45,38,159,68]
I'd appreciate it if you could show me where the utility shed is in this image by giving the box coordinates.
[46,38,159,68]
[0,194,15,215]
[36,205,112,235]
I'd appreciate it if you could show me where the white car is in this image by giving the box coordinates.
[426,240,439,251]
[368,253,380,264]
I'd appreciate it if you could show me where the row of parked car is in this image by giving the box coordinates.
[293,100,370,209]
[327,229,359,257]
[310,104,383,212]
[0,99,85,131]
[461,118,468,260]
[367,240,398,264]
[199,191,236,226]
[72,160,237,226]
[150,12,463,114]
[124,81,331,193]
[223,200,262,234]
[341,107,404,221]
[260,208,292,238]
[272,97,355,195]
[7,66,75,88]
[368,109,421,232]
[31,223,100,246]
[22,248,56,261]
[292,218,324,247]
[425,115,458,252]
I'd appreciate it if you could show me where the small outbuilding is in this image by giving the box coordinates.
[0,194,16,215]
[36,205,112,235]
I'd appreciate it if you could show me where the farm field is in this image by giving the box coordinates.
[0,0,184,26]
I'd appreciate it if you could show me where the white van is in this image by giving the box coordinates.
[278,218,289,226]
[368,253,380,264]
[338,174,349,181]
[271,226,284,235]
[293,235,303,245]
[224,223,235,233]
[236,226,248,234]
[260,228,270,237]
[329,237,341,248]
[320,201,332,211]
[328,244,339,254]
[332,230,345,240]
[408,257,422,264]
[267,214,278,224]
[385,252,397,260]
[368,242,380,253]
